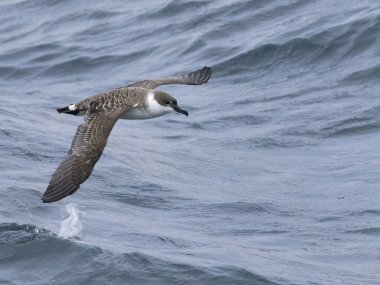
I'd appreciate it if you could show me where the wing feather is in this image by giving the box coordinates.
[127,66,212,89]
[42,106,127,203]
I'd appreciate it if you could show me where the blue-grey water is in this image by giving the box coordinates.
[1,1,380,284]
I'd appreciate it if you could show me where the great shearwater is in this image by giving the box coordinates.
[42,66,212,203]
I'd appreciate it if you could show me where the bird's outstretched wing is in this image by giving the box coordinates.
[127,66,212,89]
[42,104,127,203]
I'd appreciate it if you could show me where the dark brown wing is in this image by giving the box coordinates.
[42,105,127,203]
[127,66,212,89]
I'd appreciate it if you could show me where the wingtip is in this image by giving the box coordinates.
[41,189,72,203]
[41,195,50,203]
[204,66,212,83]
[199,66,212,84]
[42,183,80,203]
[41,192,57,203]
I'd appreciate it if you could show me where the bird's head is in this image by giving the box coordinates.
[153,91,188,117]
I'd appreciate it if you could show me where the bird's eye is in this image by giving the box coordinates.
[165,101,170,104]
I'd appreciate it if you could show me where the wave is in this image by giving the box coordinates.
[342,64,380,84]
[0,223,55,244]
[345,228,380,236]
[322,106,380,138]
[349,209,380,216]
[147,1,211,19]
[215,38,321,76]
[190,201,285,216]
[1,1,380,284]
[104,182,184,210]
[1,0,379,86]
[215,14,380,78]
[0,222,277,285]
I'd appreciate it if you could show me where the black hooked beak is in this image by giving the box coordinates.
[172,105,189,117]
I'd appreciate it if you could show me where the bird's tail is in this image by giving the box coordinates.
[57,104,81,115]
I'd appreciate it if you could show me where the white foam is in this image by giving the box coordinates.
[58,203,83,239]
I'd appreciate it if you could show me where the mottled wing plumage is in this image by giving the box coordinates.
[44,67,212,203]
[127,66,212,89]
[42,105,128,203]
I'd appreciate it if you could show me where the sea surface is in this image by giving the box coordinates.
[1,1,380,284]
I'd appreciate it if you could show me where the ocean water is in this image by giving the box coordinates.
[1,0,380,284]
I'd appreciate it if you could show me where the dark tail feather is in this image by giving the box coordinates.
[57,106,79,115]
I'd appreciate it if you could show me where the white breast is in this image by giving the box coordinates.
[121,91,172,120]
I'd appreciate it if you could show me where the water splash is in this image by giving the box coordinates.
[58,203,83,239]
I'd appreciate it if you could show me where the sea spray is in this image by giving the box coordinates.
[58,203,83,239]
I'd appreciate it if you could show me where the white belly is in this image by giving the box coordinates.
[121,107,166,120]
